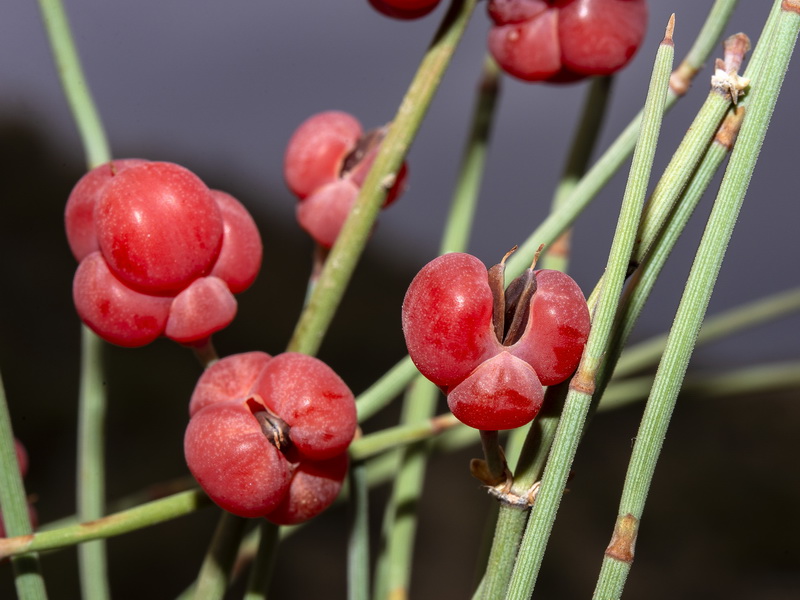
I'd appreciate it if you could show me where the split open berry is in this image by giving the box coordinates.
[284,110,407,248]
[487,0,648,83]
[66,160,262,347]
[402,251,590,430]
[184,352,357,524]
[368,0,441,20]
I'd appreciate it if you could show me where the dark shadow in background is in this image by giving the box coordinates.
[1,117,798,599]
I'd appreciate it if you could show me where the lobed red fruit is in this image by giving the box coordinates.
[402,252,590,430]
[184,352,357,525]
[487,0,648,83]
[368,0,441,20]
[66,160,262,347]
[284,111,407,248]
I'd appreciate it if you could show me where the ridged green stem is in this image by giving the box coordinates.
[594,3,800,596]
[193,511,248,600]
[505,20,676,598]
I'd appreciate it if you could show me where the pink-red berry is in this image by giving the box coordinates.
[284,111,407,248]
[487,0,648,83]
[184,352,357,524]
[402,252,590,430]
[66,160,262,347]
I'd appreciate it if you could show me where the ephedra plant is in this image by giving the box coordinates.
[2,0,799,598]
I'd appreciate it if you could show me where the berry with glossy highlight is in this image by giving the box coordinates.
[402,251,590,430]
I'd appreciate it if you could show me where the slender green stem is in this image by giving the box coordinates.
[287,0,477,356]
[600,360,800,411]
[36,0,110,168]
[594,3,800,596]
[243,522,279,600]
[0,371,48,599]
[36,1,115,597]
[504,0,738,279]
[75,327,110,600]
[540,74,614,273]
[193,511,248,600]
[350,413,458,462]
[373,378,439,600]
[347,461,370,600]
[0,489,211,560]
[356,355,418,423]
[505,20,676,598]
[440,55,501,254]
[616,285,800,378]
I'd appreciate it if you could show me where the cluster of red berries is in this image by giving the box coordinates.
[284,111,407,248]
[402,252,590,430]
[65,160,262,347]
[184,352,357,524]
[370,0,648,83]
[0,439,36,538]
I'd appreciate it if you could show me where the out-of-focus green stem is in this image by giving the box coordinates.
[243,522,278,600]
[193,511,248,600]
[347,461,371,600]
[37,0,114,597]
[288,0,478,356]
[440,55,501,254]
[37,0,110,168]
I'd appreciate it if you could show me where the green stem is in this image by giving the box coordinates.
[243,522,279,600]
[373,378,439,600]
[193,511,248,600]
[594,3,800,596]
[0,371,48,599]
[36,0,115,596]
[540,74,614,273]
[505,19,676,598]
[504,0,738,279]
[36,0,110,168]
[0,489,211,560]
[356,355,418,423]
[347,461,370,600]
[287,0,477,356]
[440,55,501,254]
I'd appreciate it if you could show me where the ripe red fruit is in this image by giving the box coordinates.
[368,0,441,20]
[487,0,648,83]
[402,252,590,430]
[67,161,262,347]
[184,352,357,524]
[284,111,407,248]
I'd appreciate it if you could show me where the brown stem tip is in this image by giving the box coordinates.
[662,14,676,46]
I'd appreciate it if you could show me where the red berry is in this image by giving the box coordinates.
[368,0,441,20]
[402,252,590,430]
[208,190,263,294]
[284,111,408,248]
[189,351,272,416]
[184,352,356,523]
[65,159,147,261]
[184,400,293,518]
[73,252,172,348]
[164,276,237,345]
[487,0,648,83]
[67,161,263,347]
[94,162,224,295]
[250,353,358,461]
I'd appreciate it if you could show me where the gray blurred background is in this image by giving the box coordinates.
[1,1,798,598]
